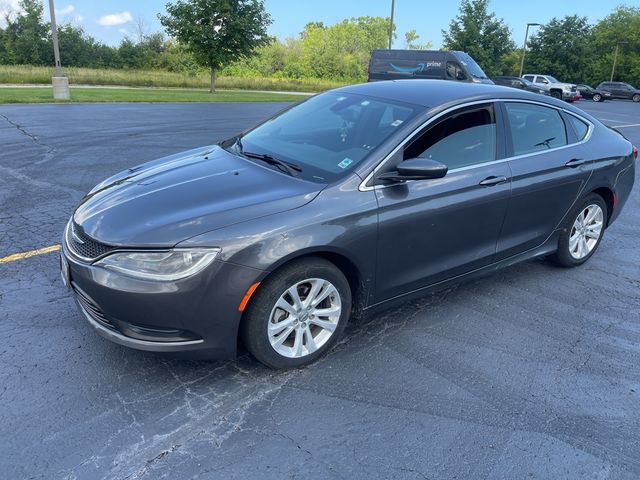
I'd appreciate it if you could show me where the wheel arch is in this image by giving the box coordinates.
[590,186,615,227]
[237,248,370,342]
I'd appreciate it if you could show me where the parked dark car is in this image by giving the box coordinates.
[597,81,640,102]
[61,80,636,368]
[492,76,546,94]
[369,49,493,84]
[576,84,611,102]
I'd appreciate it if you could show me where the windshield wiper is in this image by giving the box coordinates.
[242,151,302,176]
[234,137,302,176]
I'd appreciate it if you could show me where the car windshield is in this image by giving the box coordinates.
[455,52,489,79]
[546,76,560,83]
[232,92,422,182]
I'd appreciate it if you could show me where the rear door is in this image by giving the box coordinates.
[496,101,593,259]
[373,102,511,302]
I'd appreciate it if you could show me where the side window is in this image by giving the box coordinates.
[446,61,466,81]
[523,75,534,82]
[535,76,549,84]
[567,115,589,141]
[404,104,497,170]
[505,103,568,156]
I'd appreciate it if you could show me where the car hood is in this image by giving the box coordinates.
[74,145,324,246]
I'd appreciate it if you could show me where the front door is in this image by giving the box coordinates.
[374,103,511,303]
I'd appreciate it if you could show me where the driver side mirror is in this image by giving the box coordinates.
[376,158,448,183]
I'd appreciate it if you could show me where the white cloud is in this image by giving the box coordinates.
[97,11,133,26]
[0,0,21,26]
[56,4,75,16]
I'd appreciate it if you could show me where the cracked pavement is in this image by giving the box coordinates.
[0,101,639,479]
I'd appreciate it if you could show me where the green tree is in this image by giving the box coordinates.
[590,6,640,86]
[404,29,432,50]
[298,16,390,80]
[525,15,593,83]
[4,0,49,65]
[442,0,515,76]
[159,0,272,92]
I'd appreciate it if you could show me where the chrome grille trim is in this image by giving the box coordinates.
[65,220,117,262]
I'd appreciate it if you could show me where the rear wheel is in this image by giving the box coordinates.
[592,93,602,102]
[550,194,607,268]
[633,94,640,103]
[241,257,351,369]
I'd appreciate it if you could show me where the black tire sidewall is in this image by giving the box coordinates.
[553,194,608,267]
[593,94,601,102]
[241,257,352,369]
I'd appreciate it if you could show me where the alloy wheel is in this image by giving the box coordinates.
[569,204,604,260]
[592,94,601,102]
[267,278,342,358]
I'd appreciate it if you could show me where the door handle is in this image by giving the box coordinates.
[565,158,586,168]
[479,175,508,186]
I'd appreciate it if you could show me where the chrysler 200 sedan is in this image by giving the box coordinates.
[61,80,636,369]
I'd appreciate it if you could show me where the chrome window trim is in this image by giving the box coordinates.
[358,97,594,192]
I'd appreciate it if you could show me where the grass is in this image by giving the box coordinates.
[0,65,351,92]
[0,86,309,104]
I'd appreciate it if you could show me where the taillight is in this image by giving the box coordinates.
[633,145,638,160]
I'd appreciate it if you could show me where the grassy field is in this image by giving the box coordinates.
[0,65,351,92]
[0,87,309,104]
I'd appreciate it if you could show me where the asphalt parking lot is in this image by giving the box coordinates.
[1,98,639,480]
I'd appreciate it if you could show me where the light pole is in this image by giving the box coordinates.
[47,0,70,100]
[388,0,395,49]
[518,22,541,78]
[610,42,628,81]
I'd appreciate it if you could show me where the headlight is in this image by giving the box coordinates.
[95,248,220,281]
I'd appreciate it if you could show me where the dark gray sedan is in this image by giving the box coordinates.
[61,80,636,368]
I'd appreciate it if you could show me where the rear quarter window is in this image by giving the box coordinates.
[566,115,589,141]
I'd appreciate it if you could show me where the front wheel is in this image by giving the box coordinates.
[241,257,352,369]
[550,90,562,100]
[550,194,608,267]
[592,93,602,102]
[633,94,640,103]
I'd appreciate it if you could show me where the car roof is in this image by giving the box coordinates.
[332,79,551,108]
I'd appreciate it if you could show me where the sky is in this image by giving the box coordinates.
[0,0,627,48]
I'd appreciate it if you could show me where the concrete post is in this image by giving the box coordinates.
[48,0,70,100]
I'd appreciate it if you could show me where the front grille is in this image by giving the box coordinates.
[67,222,116,260]
[72,282,116,331]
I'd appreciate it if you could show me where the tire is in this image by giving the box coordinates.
[550,193,608,268]
[550,90,562,100]
[633,94,640,103]
[241,257,352,369]
[592,94,602,102]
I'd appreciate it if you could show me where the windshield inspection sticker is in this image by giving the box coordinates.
[338,158,353,169]
[391,119,404,127]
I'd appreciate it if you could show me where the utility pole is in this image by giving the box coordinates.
[519,23,541,78]
[610,45,619,82]
[388,0,395,49]
[48,0,70,100]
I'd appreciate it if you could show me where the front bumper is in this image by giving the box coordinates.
[61,240,265,358]
[564,91,580,101]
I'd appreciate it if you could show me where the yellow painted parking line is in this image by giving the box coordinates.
[0,244,61,264]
